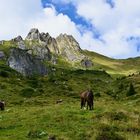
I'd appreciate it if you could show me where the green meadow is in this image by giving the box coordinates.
[0,61,140,140]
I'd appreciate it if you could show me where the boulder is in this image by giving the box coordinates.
[0,51,5,59]
[0,40,4,45]
[81,58,93,68]
[7,48,48,76]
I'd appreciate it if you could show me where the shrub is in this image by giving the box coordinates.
[0,70,9,77]
[96,124,125,140]
[20,87,41,98]
[126,83,136,96]
[96,130,125,140]
[107,111,128,121]
[95,92,101,97]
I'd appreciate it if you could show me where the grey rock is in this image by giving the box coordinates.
[26,28,40,41]
[13,36,23,42]
[30,45,51,60]
[81,58,93,68]
[26,29,59,56]
[40,32,59,54]
[0,51,5,59]
[7,48,47,76]
[0,41,4,45]
[18,41,26,50]
[56,34,84,61]
[40,32,50,42]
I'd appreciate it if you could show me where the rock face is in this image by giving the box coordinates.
[18,41,26,50]
[7,48,47,76]
[56,34,84,61]
[25,28,59,55]
[40,32,59,54]
[26,28,40,41]
[13,36,23,42]
[0,28,94,76]
[0,41,4,45]
[29,45,51,60]
[24,28,85,62]
[0,51,5,59]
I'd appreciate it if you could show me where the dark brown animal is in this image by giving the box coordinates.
[80,90,94,110]
[0,101,5,110]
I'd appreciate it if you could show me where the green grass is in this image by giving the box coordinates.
[0,41,140,139]
[82,50,140,75]
[0,63,140,139]
[0,98,140,140]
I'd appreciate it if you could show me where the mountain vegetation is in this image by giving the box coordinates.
[0,29,140,139]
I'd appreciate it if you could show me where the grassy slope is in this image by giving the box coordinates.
[0,42,140,139]
[0,62,140,139]
[83,50,140,75]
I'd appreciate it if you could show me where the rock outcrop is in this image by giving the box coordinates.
[26,29,59,54]
[81,58,93,68]
[8,28,93,74]
[7,48,47,76]
[0,51,5,59]
[0,41,4,45]
[24,28,86,62]
[56,34,84,61]
[40,32,59,54]
[26,28,40,41]
[13,36,23,42]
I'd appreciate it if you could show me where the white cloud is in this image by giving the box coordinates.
[0,0,81,41]
[0,0,42,40]
[31,6,81,38]
[74,0,140,58]
[0,0,140,58]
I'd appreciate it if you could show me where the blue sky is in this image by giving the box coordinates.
[0,0,140,58]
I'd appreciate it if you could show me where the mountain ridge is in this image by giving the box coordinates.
[0,28,140,76]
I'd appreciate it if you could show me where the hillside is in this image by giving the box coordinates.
[82,50,140,75]
[0,62,140,139]
[0,29,140,139]
[1,28,140,76]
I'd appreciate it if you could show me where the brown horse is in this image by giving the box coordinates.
[80,90,94,110]
[0,101,5,110]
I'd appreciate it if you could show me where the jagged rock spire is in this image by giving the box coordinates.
[26,28,40,40]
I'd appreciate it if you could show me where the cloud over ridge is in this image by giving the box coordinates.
[0,0,140,58]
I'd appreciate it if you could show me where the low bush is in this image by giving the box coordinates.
[20,87,41,98]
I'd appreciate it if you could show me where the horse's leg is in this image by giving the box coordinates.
[90,102,93,110]
[81,98,84,109]
[87,101,89,110]
[2,105,4,110]
[92,102,94,110]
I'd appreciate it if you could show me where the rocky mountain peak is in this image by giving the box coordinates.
[25,29,59,54]
[10,28,90,67]
[26,28,40,41]
[56,33,83,61]
[12,35,23,42]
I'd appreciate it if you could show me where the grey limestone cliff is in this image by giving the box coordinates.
[7,48,48,76]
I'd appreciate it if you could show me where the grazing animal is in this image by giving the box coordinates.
[0,101,5,110]
[80,90,94,110]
